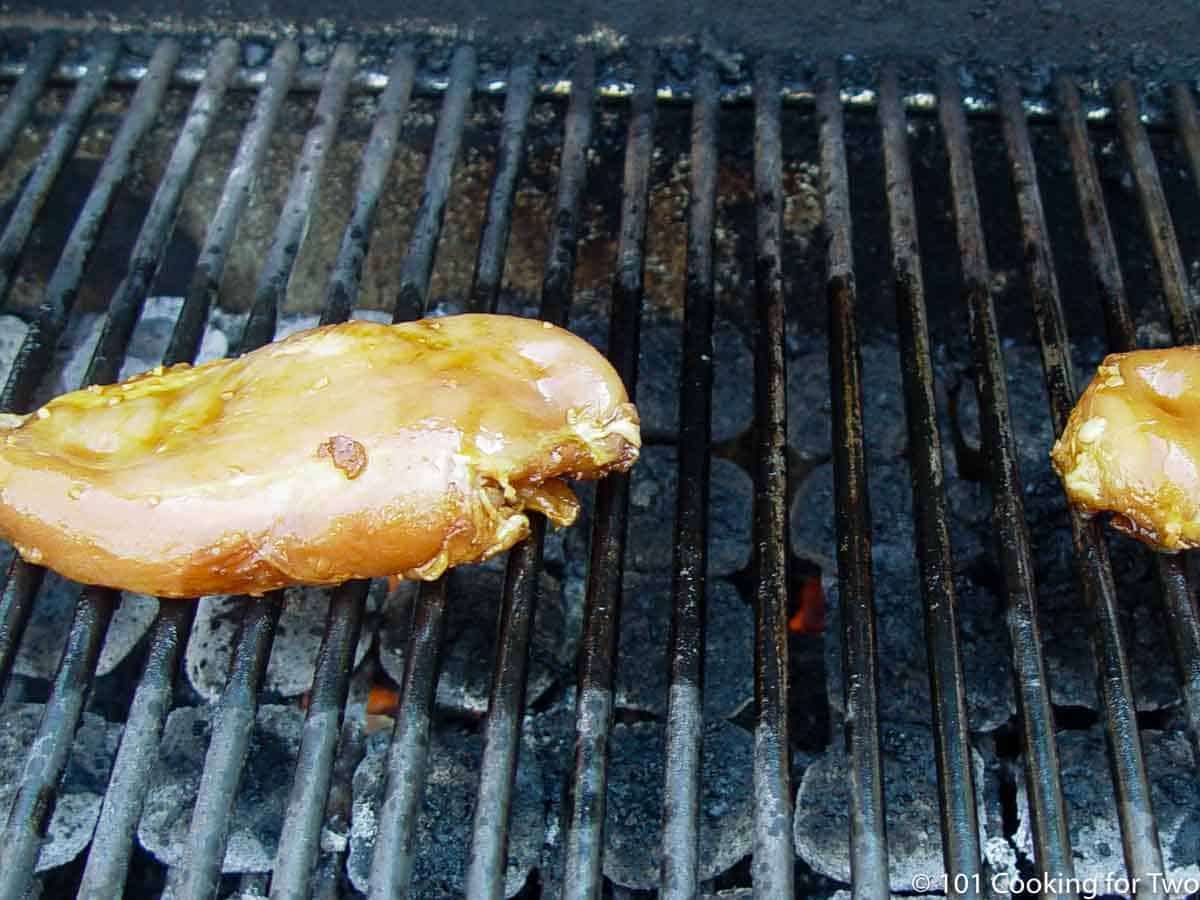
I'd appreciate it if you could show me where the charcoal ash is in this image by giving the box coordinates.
[790,457,920,582]
[0,704,121,872]
[568,446,752,580]
[1013,727,1200,887]
[788,462,837,569]
[1035,577,1180,713]
[823,568,1015,734]
[138,704,303,873]
[14,572,158,680]
[0,313,28,383]
[602,719,753,890]
[186,585,379,702]
[972,731,1026,895]
[525,690,578,899]
[613,575,753,721]
[951,338,1106,525]
[378,564,574,715]
[944,336,1179,713]
[794,723,995,893]
[53,297,228,397]
[940,444,993,569]
[634,318,754,444]
[934,378,993,530]
[786,336,908,463]
[347,724,543,898]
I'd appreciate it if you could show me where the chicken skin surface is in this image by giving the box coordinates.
[0,315,640,597]
[1051,346,1200,551]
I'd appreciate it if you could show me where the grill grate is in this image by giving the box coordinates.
[0,30,1195,899]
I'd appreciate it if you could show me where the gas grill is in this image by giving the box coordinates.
[0,15,1197,900]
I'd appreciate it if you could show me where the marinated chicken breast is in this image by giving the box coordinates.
[1051,346,1200,551]
[0,315,640,597]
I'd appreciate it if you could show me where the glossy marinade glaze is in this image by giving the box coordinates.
[0,314,640,597]
[1052,346,1200,551]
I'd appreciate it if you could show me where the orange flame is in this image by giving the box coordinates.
[788,575,826,635]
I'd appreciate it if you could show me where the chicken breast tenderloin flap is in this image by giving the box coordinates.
[1051,346,1200,551]
[0,314,641,598]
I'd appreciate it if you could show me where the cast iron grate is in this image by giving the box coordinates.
[0,29,1195,900]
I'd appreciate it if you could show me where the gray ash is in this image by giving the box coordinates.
[0,705,120,872]
[1013,727,1200,886]
[185,586,379,703]
[634,318,754,445]
[378,564,575,716]
[1035,579,1180,712]
[816,513,1012,734]
[347,724,543,898]
[602,719,753,890]
[138,704,303,873]
[944,338,1179,714]
[14,574,158,681]
[50,296,228,401]
[790,455,928,583]
[568,446,753,580]
[613,575,753,721]
[794,723,999,893]
[0,313,28,384]
[787,337,908,463]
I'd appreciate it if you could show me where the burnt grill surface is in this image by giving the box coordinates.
[0,28,1196,900]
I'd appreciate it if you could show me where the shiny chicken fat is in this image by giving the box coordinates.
[1051,346,1200,551]
[0,315,641,597]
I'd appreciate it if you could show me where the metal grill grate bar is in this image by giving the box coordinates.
[1173,85,1200,198]
[1113,80,1198,345]
[468,53,534,314]
[365,45,477,899]
[1055,77,1137,351]
[267,45,418,900]
[464,49,595,900]
[393,44,477,320]
[76,45,299,900]
[0,33,64,169]
[87,37,239,387]
[0,37,178,413]
[538,48,594,327]
[937,72,1076,887]
[367,578,448,899]
[459,53,548,900]
[321,44,416,327]
[999,78,1167,897]
[878,66,982,897]
[560,49,654,900]
[78,601,196,898]
[170,45,362,899]
[270,580,369,900]
[171,597,282,900]
[0,586,115,900]
[0,560,45,698]
[819,59,888,897]
[658,58,717,900]
[237,41,357,354]
[750,56,794,896]
[1058,77,1200,764]
[0,34,122,308]
[167,40,300,366]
